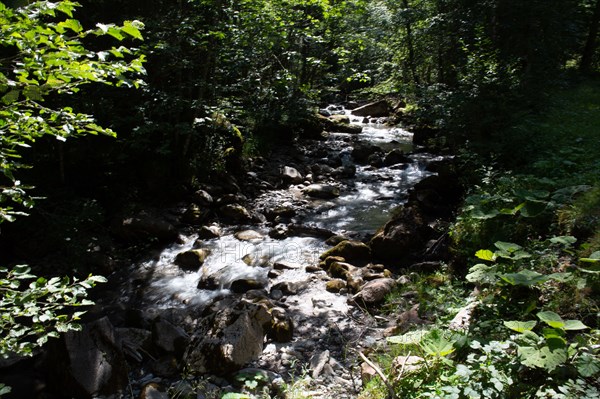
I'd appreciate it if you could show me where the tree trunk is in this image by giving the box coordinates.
[581,0,600,74]
[402,0,420,86]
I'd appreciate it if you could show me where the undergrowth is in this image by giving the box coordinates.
[359,79,600,398]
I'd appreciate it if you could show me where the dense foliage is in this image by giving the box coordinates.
[1,0,600,397]
[0,0,142,381]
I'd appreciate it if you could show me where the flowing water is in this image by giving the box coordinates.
[123,111,435,314]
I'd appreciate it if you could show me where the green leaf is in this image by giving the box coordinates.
[386,329,428,345]
[504,320,537,333]
[500,270,548,286]
[475,249,495,262]
[520,200,547,217]
[575,353,600,377]
[57,19,82,33]
[518,345,568,371]
[562,319,589,331]
[537,311,565,329]
[494,241,522,253]
[222,394,252,399]
[471,209,499,219]
[419,330,456,357]
[122,20,144,40]
[549,236,577,246]
[466,263,497,284]
[580,251,600,263]
[2,90,19,105]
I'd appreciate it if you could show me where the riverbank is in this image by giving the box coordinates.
[358,78,600,399]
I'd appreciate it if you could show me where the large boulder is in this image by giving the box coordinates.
[355,278,396,305]
[351,100,390,117]
[152,318,189,358]
[46,317,128,398]
[174,249,209,271]
[320,240,371,263]
[328,115,363,134]
[184,301,272,375]
[408,173,462,216]
[369,206,433,261]
[304,184,340,199]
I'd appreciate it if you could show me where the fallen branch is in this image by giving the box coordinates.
[356,350,397,399]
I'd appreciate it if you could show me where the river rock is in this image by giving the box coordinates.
[117,327,152,363]
[197,225,221,240]
[328,261,356,279]
[287,223,335,239]
[329,114,350,124]
[192,189,214,207]
[355,278,396,305]
[46,317,128,398]
[174,249,209,271]
[182,204,210,225]
[267,309,294,342]
[333,165,357,178]
[152,318,189,357]
[408,174,461,216]
[265,204,297,220]
[369,206,433,261]
[235,229,264,241]
[217,193,247,206]
[383,149,411,166]
[320,114,363,134]
[112,212,178,243]
[322,255,346,270]
[326,279,346,293]
[368,153,384,168]
[140,383,168,399]
[184,301,271,375]
[273,260,302,270]
[282,166,304,185]
[304,184,340,199]
[219,203,253,223]
[351,100,390,117]
[269,224,288,239]
[231,279,267,293]
[320,240,371,263]
[271,280,308,295]
[352,143,382,164]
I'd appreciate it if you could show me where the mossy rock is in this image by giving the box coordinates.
[320,240,371,263]
[326,279,346,293]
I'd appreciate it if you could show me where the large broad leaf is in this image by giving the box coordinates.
[419,330,456,357]
[466,264,497,285]
[520,200,548,217]
[475,249,496,262]
[494,241,522,253]
[575,353,600,377]
[518,345,568,371]
[562,319,589,331]
[537,311,564,329]
[549,236,577,246]
[500,270,548,286]
[386,329,428,345]
[471,209,500,219]
[504,320,537,333]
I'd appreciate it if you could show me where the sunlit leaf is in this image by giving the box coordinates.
[504,320,537,333]
[475,249,495,262]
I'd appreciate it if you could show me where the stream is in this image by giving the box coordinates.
[114,109,439,398]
